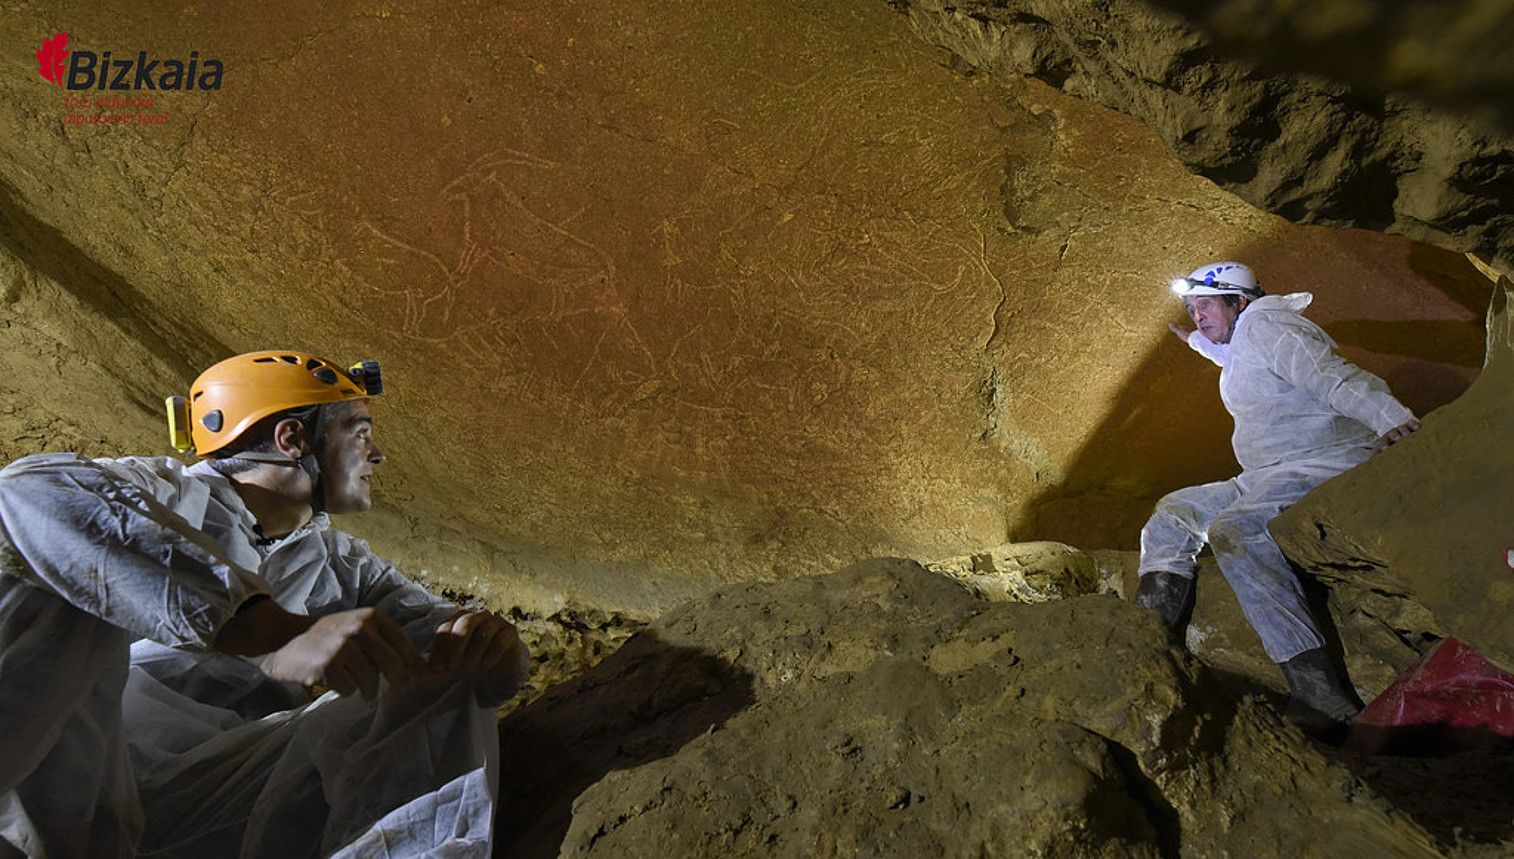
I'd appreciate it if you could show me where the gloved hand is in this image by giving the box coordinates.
[428,610,530,706]
[257,607,424,699]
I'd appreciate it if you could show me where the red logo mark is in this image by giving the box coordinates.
[36,32,70,86]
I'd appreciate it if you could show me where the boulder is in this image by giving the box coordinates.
[926,540,1101,603]
[1274,275,1514,673]
[501,558,1437,856]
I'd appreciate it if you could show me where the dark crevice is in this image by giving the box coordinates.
[1102,737,1182,858]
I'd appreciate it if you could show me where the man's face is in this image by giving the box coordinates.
[1185,295,1245,344]
[316,401,384,514]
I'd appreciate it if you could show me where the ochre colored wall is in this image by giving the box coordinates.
[0,0,1485,616]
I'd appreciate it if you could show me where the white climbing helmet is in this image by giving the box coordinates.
[1169,261,1262,298]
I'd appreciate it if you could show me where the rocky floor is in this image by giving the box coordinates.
[436,585,647,717]
[491,559,1514,857]
[1332,741,1514,853]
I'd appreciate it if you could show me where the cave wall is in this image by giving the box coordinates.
[895,0,1514,273]
[1149,0,1514,128]
[0,0,1490,616]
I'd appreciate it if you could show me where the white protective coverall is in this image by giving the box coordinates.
[0,453,500,858]
[0,453,267,858]
[1138,293,1415,661]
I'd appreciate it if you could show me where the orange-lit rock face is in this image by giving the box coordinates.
[0,1,1487,615]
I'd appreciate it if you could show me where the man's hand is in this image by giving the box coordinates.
[1372,418,1421,455]
[258,607,424,699]
[1168,322,1193,343]
[429,610,530,707]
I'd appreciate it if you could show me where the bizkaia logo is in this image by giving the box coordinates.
[35,31,224,91]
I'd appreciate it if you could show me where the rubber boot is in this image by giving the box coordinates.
[1134,571,1194,636]
[1279,647,1362,737]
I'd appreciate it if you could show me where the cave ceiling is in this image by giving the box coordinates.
[0,0,1499,615]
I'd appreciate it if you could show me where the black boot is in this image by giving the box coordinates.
[1279,647,1362,734]
[1134,571,1194,635]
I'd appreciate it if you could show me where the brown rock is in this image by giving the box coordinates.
[0,1,1481,617]
[893,0,1514,273]
[1274,273,1514,673]
[925,540,1101,602]
[1104,546,1432,700]
[1148,0,1514,128]
[503,559,1437,856]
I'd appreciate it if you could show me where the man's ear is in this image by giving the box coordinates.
[1236,295,1251,313]
[271,417,309,458]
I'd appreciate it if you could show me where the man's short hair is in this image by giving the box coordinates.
[202,403,324,476]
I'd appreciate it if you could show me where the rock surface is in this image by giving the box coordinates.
[925,539,1101,602]
[1149,0,1514,128]
[0,1,1485,616]
[1100,546,1435,705]
[500,559,1440,857]
[435,583,646,717]
[893,0,1514,273]
[1274,274,1514,673]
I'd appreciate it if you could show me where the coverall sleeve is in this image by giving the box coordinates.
[1255,324,1416,435]
[1186,330,1230,366]
[337,533,460,649]
[0,454,269,649]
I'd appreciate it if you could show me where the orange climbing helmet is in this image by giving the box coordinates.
[165,350,383,457]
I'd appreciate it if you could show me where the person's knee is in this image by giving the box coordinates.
[1152,489,1194,517]
[1146,490,1204,534]
[1207,515,1250,556]
[1210,503,1283,553]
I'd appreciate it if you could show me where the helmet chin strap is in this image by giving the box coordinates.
[222,405,331,513]
[299,451,326,513]
[294,403,330,513]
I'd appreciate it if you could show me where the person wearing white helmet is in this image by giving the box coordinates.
[1136,262,1420,729]
[0,351,526,857]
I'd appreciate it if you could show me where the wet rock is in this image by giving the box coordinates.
[503,558,1436,856]
[892,0,1514,273]
[1274,273,1514,673]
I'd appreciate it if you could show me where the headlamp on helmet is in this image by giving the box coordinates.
[1169,261,1262,299]
[164,351,384,456]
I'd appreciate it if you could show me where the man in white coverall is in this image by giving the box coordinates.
[0,351,528,857]
[1136,262,1420,725]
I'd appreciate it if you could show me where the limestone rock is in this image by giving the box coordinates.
[501,559,1437,856]
[1103,550,1285,693]
[893,0,1514,273]
[1149,0,1514,128]
[926,540,1100,602]
[0,1,1481,618]
[1274,276,1514,673]
[505,605,645,716]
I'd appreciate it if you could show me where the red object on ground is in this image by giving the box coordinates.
[1355,638,1514,741]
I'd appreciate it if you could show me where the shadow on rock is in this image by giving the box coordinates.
[1337,736,1514,849]
[549,560,1437,857]
[494,631,755,857]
